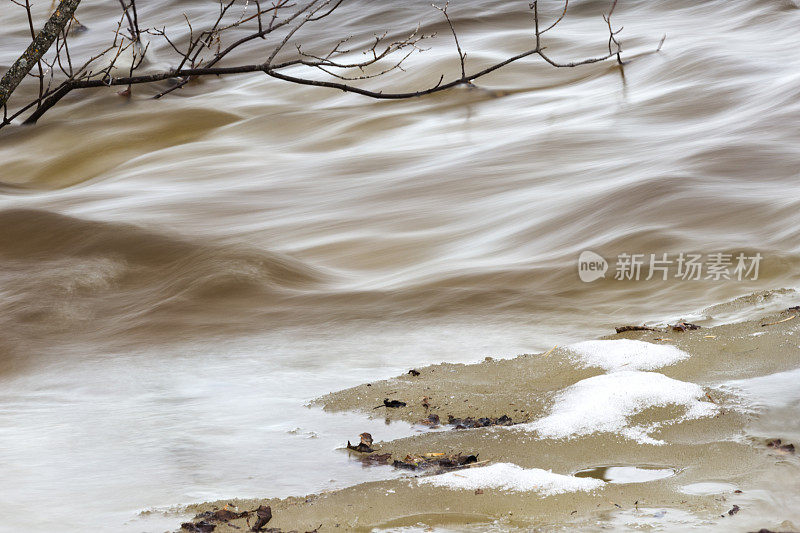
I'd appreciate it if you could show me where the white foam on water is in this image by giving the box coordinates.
[719,367,800,409]
[417,463,605,495]
[565,339,691,372]
[524,371,717,444]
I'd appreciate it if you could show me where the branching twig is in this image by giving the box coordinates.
[603,0,624,65]
[434,2,466,80]
[0,0,652,129]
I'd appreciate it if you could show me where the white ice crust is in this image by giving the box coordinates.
[418,462,605,495]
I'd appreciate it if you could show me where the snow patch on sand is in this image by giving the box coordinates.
[565,339,691,372]
[418,463,604,495]
[524,371,716,444]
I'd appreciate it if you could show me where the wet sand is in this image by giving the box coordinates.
[179,310,800,532]
[4,1,800,528]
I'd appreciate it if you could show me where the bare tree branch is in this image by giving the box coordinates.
[0,0,82,109]
[0,0,650,129]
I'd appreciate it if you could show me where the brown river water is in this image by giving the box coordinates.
[0,0,799,531]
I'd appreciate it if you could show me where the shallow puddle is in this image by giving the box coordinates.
[680,482,738,495]
[574,465,676,484]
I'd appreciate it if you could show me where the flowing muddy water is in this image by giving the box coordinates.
[0,0,799,531]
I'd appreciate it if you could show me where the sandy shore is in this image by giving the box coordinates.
[178,310,800,532]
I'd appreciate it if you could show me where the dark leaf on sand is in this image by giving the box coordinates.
[766,439,795,454]
[347,432,374,453]
[381,398,406,408]
[615,325,655,333]
[251,505,272,532]
[408,369,421,376]
[727,504,740,516]
[418,414,440,426]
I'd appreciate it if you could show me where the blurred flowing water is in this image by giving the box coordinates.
[0,0,799,530]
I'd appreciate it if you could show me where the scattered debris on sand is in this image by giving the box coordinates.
[392,452,479,472]
[417,413,440,426]
[346,432,374,453]
[344,431,481,473]
[615,325,656,333]
[766,439,795,455]
[181,504,274,532]
[179,311,800,532]
[447,414,514,429]
[193,508,249,523]
[670,322,701,331]
[356,452,393,465]
[181,521,216,532]
[614,322,702,334]
[411,413,517,429]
